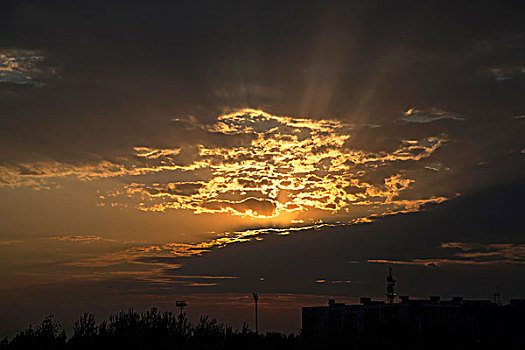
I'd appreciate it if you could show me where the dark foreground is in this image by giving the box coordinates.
[1,308,524,350]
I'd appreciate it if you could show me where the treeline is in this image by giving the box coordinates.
[0,308,298,350]
[2,308,521,350]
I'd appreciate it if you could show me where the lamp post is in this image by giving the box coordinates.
[252,292,258,334]
[176,300,187,318]
[175,300,187,335]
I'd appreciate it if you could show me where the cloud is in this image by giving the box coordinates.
[1,109,450,222]
[477,66,525,81]
[424,162,450,172]
[107,110,449,220]
[38,235,115,244]
[133,147,182,159]
[399,107,465,123]
[136,182,204,197]
[0,160,142,189]
[367,259,448,267]
[49,226,330,286]
[0,49,57,87]
[201,198,278,217]
[314,279,352,284]
[134,256,183,267]
[440,242,525,263]
[367,242,525,266]
[330,280,353,284]
[68,225,319,268]
[162,273,239,280]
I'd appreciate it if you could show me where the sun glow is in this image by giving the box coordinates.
[99,109,448,224]
[0,109,449,224]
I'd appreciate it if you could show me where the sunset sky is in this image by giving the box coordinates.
[1,0,524,335]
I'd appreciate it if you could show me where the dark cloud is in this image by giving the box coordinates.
[398,107,465,123]
[134,256,182,266]
[1,0,525,336]
[0,49,56,87]
[477,65,525,81]
[173,181,525,297]
[141,183,203,197]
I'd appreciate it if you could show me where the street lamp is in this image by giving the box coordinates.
[252,292,258,334]
[176,300,187,318]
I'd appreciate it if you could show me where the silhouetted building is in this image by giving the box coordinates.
[302,296,524,341]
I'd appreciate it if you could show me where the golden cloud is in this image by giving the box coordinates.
[1,109,450,224]
[107,109,449,221]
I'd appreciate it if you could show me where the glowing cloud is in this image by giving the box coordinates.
[111,109,449,220]
[1,109,450,224]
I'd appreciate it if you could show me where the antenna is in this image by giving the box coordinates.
[386,267,397,303]
[252,292,259,334]
[176,300,187,318]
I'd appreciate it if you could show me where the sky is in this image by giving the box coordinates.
[0,0,524,335]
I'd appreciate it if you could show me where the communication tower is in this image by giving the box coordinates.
[493,290,501,306]
[386,267,397,303]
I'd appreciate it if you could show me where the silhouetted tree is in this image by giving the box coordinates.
[9,315,66,349]
[68,313,98,349]
[108,309,140,337]
[4,306,522,350]
[73,313,97,338]
[193,315,228,339]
